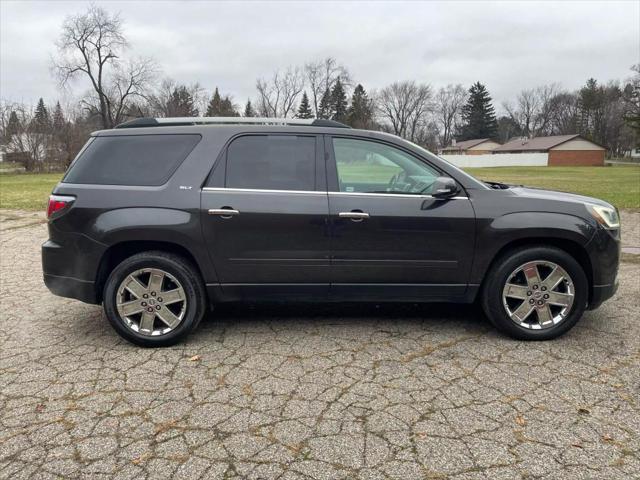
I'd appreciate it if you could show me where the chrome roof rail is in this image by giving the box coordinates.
[115,117,350,129]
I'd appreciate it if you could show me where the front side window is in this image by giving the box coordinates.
[226,135,316,191]
[332,137,439,194]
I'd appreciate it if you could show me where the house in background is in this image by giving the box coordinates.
[494,134,605,166]
[440,138,502,155]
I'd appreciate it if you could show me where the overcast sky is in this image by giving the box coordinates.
[1,0,638,112]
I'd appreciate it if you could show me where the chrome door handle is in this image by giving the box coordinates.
[339,211,369,221]
[208,208,240,218]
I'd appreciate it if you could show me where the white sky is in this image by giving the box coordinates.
[1,0,638,111]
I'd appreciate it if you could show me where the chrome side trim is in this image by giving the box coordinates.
[202,187,325,195]
[202,187,468,200]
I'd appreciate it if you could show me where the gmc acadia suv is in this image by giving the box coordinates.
[42,117,621,347]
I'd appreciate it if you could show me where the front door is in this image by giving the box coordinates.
[201,134,330,300]
[326,136,476,300]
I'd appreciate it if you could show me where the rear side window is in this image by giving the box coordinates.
[64,134,200,186]
[226,135,316,191]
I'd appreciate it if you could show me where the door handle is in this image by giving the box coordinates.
[208,208,240,218]
[339,211,369,222]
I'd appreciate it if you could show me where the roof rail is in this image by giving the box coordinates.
[115,117,350,129]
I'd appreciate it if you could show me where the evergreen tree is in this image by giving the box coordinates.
[347,84,374,129]
[206,87,238,116]
[457,82,498,140]
[206,88,223,116]
[243,99,256,117]
[5,111,20,142]
[52,102,65,131]
[296,92,314,119]
[331,79,348,123]
[167,86,198,117]
[318,88,333,119]
[33,98,50,132]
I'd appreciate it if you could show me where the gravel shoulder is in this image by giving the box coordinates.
[1,210,638,479]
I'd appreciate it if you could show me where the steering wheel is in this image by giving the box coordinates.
[388,171,409,191]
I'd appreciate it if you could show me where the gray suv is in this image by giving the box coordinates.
[43,117,621,346]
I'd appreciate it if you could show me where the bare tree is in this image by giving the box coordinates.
[255,67,305,118]
[53,5,157,128]
[304,58,351,117]
[434,84,467,148]
[503,84,561,137]
[376,81,434,143]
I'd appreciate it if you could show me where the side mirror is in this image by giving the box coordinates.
[431,176,459,199]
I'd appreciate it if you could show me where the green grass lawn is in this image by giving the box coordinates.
[0,165,638,211]
[464,165,640,209]
[0,173,63,211]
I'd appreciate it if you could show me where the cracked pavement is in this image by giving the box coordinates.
[1,210,639,479]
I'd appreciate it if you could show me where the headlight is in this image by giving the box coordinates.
[587,204,620,229]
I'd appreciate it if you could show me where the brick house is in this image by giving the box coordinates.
[493,135,605,166]
[440,138,502,155]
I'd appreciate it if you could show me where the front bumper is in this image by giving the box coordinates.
[586,226,621,309]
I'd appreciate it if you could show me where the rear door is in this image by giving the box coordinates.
[201,133,330,300]
[326,136,476,300]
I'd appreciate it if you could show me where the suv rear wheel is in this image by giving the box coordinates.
[481,246,588,340]
[103,251,206,347]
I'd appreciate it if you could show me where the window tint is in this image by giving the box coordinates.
[64,134,200,186]
[332,138,439,194]
[226,135,316,191]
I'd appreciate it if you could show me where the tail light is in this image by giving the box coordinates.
[47,195,75,219]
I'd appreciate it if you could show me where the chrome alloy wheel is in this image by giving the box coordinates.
[116,268,187,336]
[502,261,575,330]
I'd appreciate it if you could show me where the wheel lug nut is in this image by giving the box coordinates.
[156,305,161,310]
[157,297,163,302]
[151,291,156,296]
[537,300,544,306]
[527,291,532,296]
[147,307,153,312]
[529,299,535,305]
[532,285,538,290]
[141,302,147,307]
[541,286,547,291]
[543,294,549,299]
[143,294,149,299]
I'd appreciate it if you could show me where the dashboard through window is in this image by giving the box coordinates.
[226,135,316,191]
[332,138,439,194]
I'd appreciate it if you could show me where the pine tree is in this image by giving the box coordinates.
[457,82,498,140]
[52,102,65,131]
[206,88,223,116]
[347,84,374,129]
[5,111,20,141]
[243,99,256,117]
[331,79,348,123]
[297,92,314,119]
[318,88,333,119]
[167,86,198,117]
[33,98,50,132]
[206,87,238,116]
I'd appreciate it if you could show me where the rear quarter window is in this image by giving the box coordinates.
[63,134,201,186]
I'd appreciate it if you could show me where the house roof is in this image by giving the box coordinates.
[442,138,492,151]
[493,134,596,152]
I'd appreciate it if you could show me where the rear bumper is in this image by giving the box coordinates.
[43,273,98,304]
[42,236,103,304]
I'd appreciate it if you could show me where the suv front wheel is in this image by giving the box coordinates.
[481,246,588,340]
[103,251,206,347]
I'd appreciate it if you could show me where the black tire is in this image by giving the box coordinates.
[481,246,588,341]
[103,251,206,347]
